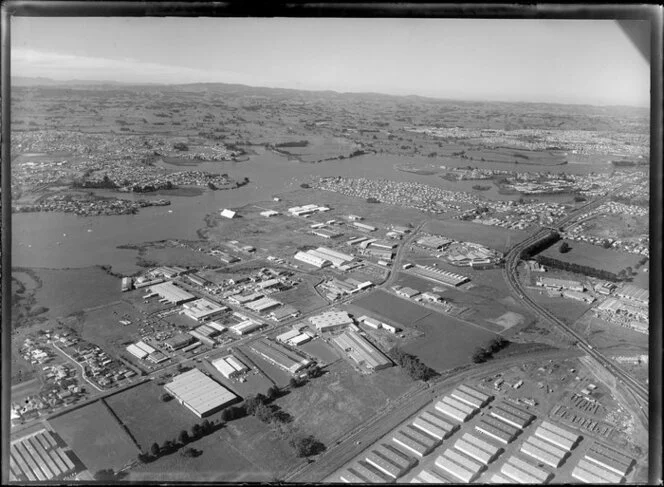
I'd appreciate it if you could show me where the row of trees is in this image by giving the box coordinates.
[137,418,219,464]
[388,347,438,381]
[471,336,510,364]
[535,255,622,282]
[521,232,561,260]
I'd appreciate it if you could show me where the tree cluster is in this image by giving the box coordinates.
[559,242,571,254]
[138,419,221,464]
[535,255,622,282]
[289,376,308,388]
[471,336,510,364]
[388,347,438,381]
[173,142,189,151]
[521,232,561,260]
[289,435,326,458]
[366,197,380,204]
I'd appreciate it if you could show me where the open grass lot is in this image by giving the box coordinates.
[128,414,297,482]
[139,245,223,268]
[49,400,139,473]
[277,360,418,445]
[74,300,143,349]
[571,312,648,353]
[350,290,499,371]
[299,338,341,365]
[272,277,328,314]
[540,239,642,275]
[423,219,528,253]
[104,381,202,451]
[32,266,123,320]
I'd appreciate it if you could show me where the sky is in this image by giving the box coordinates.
[11,17,650,107]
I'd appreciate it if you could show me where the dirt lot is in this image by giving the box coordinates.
[277,360,418,445]
[49,400,139,473]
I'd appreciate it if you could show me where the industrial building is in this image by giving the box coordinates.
[343,461,393,483]
[148,282,196,305]
[333,330,392,370]
[10,429,77,482]
[411,265,469,287]
[277,329,300,343]
[311,246,354,265]
[521,439,565,468]
[413,410,458,439]
[536,277,584,292]
[294,251,330,268]
[438,449,484,482]
[417,235,453,249]
[435,399,472,423]
[441,395,478,417]
[501,456,552,484]
[616,284,648,305]
[212,355,249,379]
[395,287,420,298]
[164,368,238,418]
[490,402,535,429]
[522,436,568,467]
[260,210,280,217]
[310,310,354,332]
[164,333,196,351]
[359,316,385,329]
[562,289,595,303]
[220,209,237,219]
[459,433,502,461]
[245,297,282,313]
[121,277,133,292]
[269,305,300,322]
[534,421,580,451]
[410,469,448,483]
[346,236,370,246]
[475,418,519,444]
[250,338,310,374]
[392,429,434,457]
[126,343,148,360]
[229,319,264,335]
[451,389,486,409]
[370,240,398,250]
[572,458,625,484]
[312,228,342,239]
[456,384,492,404]
[182,298,228,321]
[454,438,497,465]
[584,440,634,477]
[364,444,416,479]
[353,221,377,232]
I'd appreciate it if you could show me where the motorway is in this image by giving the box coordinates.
[501,188,649,425]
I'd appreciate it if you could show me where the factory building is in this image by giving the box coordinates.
[435,399,472,423]
[454,438,498,465]
[353,221,377,232]
[358,316,384,329]
[417,235,453,250]
[294,251,330,268]
[501,456,552,484]
[572,459,624,484]
[164,333,196,351]
[245,297,282,313]
[346,236,370,246]
[228,292,263,305]
[521,440,565,468]
[269,305,300,322]
[415,410,458,438]
[126,344,148,360]
[410,469,447,484]
[212,355,249,379]
[534,421,580,451]
[229,320,264,335]
[490,402,535,429]
[346,461,393,483]
[365,444,416,480]
[207,321,227,333]
[312,228,342,239]
[260,210,280,217]
[188,329,216,347]
[370,240,398,250]
[536,277,584,292]
[250,338,310,374]
[182,298,228,322]
[149,282,196,305]
[220,209,237,219]
[333,330,392,370]
[392,430,432,457]
[584,440,634,477]
[562,289,595,303]
[475,418,519,444]
[412,265,469,287]
[524,436,568,465]
[441,395,477,416]
[461,433,502,459]
[9,429,76,482]
[451,389,486,409]
[616,284,648,306]
[456,384,492,404]
[164,368,238,418]
[121,277,133,292]
[310,310,354,332]
[490,473,513,483]
[438,449,484,482]
[313,246,355,264]
[276,329,300,343]
[395,287,420,298]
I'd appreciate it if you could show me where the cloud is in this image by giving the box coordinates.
[12,48,291,87]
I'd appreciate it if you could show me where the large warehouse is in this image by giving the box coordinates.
[163,368,238,418]
[9,429,76,482]
[148,282,196,305]
[333,330,392,371]
[310,310,354,332]
[182,298,228,321]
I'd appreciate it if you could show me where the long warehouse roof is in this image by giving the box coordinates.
[164,368,237,416]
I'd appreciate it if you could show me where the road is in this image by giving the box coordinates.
[501,187,649,424]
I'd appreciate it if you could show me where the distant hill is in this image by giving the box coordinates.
[11,76,161,87]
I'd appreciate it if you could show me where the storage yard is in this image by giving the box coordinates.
[328,364,643,484]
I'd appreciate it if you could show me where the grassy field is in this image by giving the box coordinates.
[139,246,223,268]
[571,312,649,352]
[540,239,642,275]
[49,400,139,473]
[104,381,203,451]
[127,414,297,482]
[31,266,124,320]
[423,219,528,253]
[272,277,328,314]
[277,360,418,445]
